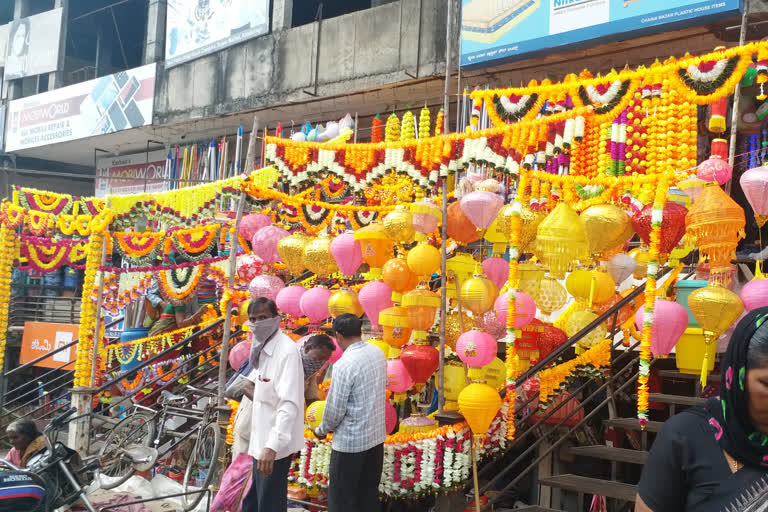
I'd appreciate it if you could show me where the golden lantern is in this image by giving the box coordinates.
[686,184,746,284]
[238,299,252,324]
[328,288,364,318]
[407,242,441,281]
[446,253,478,299]
[497,204,542,254]
[481,357,506,390]
[402,287,441,341]
[444,362,468,411]
[303,232,339,278]
[305,400,326,429]
[382,256,419,303]
[277,233,310,276]
[458,382,502,446]
[518,262,546,299]
[379,306,413,350]
[383,205,416,243]
[536,202,589,278]
[564,309,607,353]
[565,269,616,306]
[580,204,633,257]
[629,247,650,279]
[536,277,568,315]
[445,311,473,350]
[459,274,499,316]
[354,222,395,278]
[484,217,508,255]
[688,284,744,386]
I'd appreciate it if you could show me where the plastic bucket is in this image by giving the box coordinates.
[674,280,708,327]
[118,327,149,372]
[675,327,715,375]
[63,266,82,290]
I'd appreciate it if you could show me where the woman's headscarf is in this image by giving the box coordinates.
[706,307,768,467]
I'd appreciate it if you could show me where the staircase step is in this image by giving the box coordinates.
[658,369,720,382]
[569,445,649,465]
[538,474,637,502]
[604,417,663,433]
[649,393,706,407]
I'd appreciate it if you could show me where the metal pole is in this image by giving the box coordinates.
[89,211,110,388]
[437,0,454,415]
[725,6,748,195]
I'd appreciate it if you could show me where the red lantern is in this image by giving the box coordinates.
[631,203,687,255]
[400,343,439,390]
[538,324,568,360]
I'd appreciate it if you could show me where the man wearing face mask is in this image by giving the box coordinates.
[241,297,304,512]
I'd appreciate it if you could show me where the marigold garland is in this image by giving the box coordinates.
[537,338,612,403]
[74,233,106,387]
[0,226,15,373]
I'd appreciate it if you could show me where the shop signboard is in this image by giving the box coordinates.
[460,0,742,68]
[165,0,270,68]
[96,150,168,198]
[4,8,63,81]
[19,321,78,370]
[5,63,156,152]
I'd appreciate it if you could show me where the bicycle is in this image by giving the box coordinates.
[97,384,223,511]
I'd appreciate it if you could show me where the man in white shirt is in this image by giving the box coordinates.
[240,297,304,512]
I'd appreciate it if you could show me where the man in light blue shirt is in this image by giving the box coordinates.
[315,314,387,511]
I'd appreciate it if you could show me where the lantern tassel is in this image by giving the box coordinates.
[700,352,710,389]
[756,214,768,229]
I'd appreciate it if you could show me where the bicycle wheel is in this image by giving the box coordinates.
[182,422,222,511]
[97,412,155,490]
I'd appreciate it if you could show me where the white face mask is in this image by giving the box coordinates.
[248,316,281,344]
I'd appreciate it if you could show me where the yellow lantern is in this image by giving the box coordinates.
[446,253,478,298]
[536,277,568,315]
[518,262,546,299]
[669,233,696,267]
[379,306,413,350]
[565,309,606,353]
[328,288,364,318]
[458,382,502,446]
[367,338,390,358]
[402,287,440,341]
[629,247,650,279]
[580,204,633,257]
[407,242,441,281]
[444,362,468,410]
[445,311,473,350]
[481,357,506,390]
[565,270,616,306]
[238,299,251,324]
[303,232,339,278]
[305,400,326,429]
[277,233,310,276]
[354,222,395,278]
[484,217,508,255]
[688,284,744,386]
[536,202,589,278]
[459,274,499,316]
[498,204,542,254]
[383,205,416,243]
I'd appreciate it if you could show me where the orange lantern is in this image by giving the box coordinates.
[379,306,413,350]
[402,287,440,341]
[354,222,395,278]
[447,201,482,244]
[382,256,418,303]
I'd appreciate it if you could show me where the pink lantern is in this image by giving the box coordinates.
[239,214,271,240]
[411,199,441,235]
[740,278,768,311]
[275,285,307,317]
[459,190,504,231]
[330,232,363,276]
[456,329,497,368]
[635,299,688,357]
[248,274,284,301]
[476,311,506,340]
[740,163,768,222]
[697,155,732,185]
[300,287,332,324]
[358,280,394,330]
[228,340,251,370]
[237,254,266,281]
[252,226,289,263]
[385,400,397,434]
[494,291,536,328]
[386,358,414,393]
[482,256,509,290]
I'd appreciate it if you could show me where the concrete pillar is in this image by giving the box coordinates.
[272,0,293,32]
[95,16,114,77]
[143,0,166,65]
[48,0,68,90]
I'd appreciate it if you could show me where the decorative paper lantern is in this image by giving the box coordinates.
[382,256,419,303]
[354,223,395,277]
[402,287,440,340]
[238,299,251,324]
[629,247,650,279]
[481,357,506,389]
[678,176,707,204]
[400,343,440,390]
[565,270,616,305]
[445,311,473,350]
[459,274,499,316]
[330,231,363,277]
[494,291,536,328]
[536,277,568,315]
[229,340,251,370]
[379,306,412,349]
[606,253,636,285]
[580,204,634,257]
[686,184,746,281]
[669,233,696,267]
[383,205,416,243]
[385,401,397,434]
[300,286,333,324]
[517,318,543,360]
[518,262,545,299]
[632,203,688,255]
[305,400,326,429]
[407,242,441,280]
[536,202,589,278]
[237,254,266,281]
[697,145,733,185]
[248,274,284,301]
[484,217,508,255]
[358,280,394,330]
[740,276,768,311]
[475,311,506,340]
[446,253,478,297]
[328,288,364,318]
[386,358,414,393]
[303,232,339,278]
[456,330,497,368]
[239,213,271,240]
[275,285,306,318]
[538,324,568,360]
[592,293,635,326]
[399,414,437,434]
[460,190,505,231]
[458,383,502,445]
[635,299,688,357]
[368,339,391,358]
[277,233,310,276]
[447,201,482,244]
[482,256,509,290]
[252,225,289,263]
[444,362,468,410]
[740,163,768,226]
[498,204,542,254]
[564,310,606,351]
[411,199,441,238]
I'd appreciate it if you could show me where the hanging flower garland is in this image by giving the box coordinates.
[0,225,16,373]
[157,264,208,304]
[670,55,749,104]
[504,178,524,440]
[19,237,90,273]
[0,202,26,229]
[17,188,72,215]
[168,224,220,262]
[113,231,166,265]
[74,233,106,388]
[116,370,147,395]
[537,338,612,404]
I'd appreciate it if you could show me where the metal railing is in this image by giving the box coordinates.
[8,295,82,327]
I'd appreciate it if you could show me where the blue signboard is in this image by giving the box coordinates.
[461,0,742,68]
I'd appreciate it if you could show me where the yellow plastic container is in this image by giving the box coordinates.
[675,327,715,375]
